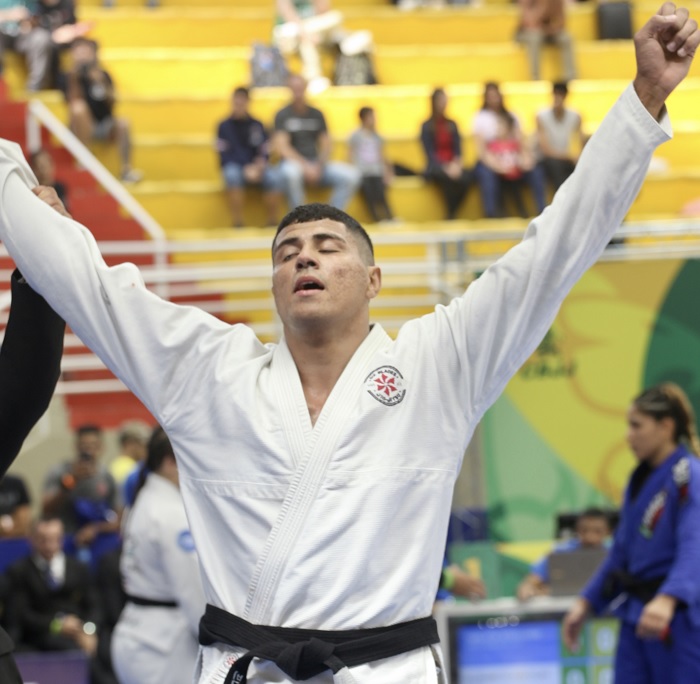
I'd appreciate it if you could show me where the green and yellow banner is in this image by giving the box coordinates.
[482,259,700,542]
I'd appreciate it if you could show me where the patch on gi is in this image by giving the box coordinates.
[177,530,196,552]
[365,366,406,406]
[673,457,691,503]
[640,491,667,538]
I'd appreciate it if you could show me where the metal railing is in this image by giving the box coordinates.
[3,219,700,394]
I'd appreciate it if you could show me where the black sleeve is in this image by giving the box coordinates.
[0,271,65,478]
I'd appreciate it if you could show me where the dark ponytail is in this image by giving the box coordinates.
[633,383,700,456]
[132,426,174,502]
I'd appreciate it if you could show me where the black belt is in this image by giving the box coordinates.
[199,603,440,683]
[125,593,178,608]
[612,572,666,604]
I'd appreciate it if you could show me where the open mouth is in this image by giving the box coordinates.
[294,278,324,293]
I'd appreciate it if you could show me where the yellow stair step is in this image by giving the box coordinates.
[127,171,700,231]
[34,79,700,138]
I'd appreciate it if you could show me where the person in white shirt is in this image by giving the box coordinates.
[111,427,205,684]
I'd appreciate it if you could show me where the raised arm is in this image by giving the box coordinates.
[0,144,257,430]
[419,5,698,421]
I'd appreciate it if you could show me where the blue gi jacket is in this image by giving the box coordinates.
[582,445,700,627]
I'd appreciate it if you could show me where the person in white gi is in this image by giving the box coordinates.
[111,427,205,684]
[0,6,697,682]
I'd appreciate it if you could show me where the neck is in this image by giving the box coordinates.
[648,442,679,469]
[284,320,371,419]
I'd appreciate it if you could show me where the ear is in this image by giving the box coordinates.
[366,265,382,301]
[660,415,676,441]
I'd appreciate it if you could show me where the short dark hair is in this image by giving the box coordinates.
[72,37,98,52]
[359,106,373,121]
[77,423,102,438]
[274,203,374,263]
[233,86,249,99]
[553,81,569,96]
[145,426,174,473]
[577,507,610,525]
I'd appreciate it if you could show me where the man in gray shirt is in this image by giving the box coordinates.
[273,74,360,210]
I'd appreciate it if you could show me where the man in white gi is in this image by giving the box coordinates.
[0,5,697,682]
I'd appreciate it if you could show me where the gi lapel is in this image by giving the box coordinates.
[244,325,391,624]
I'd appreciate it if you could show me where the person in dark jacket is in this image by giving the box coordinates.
[0,203,66,681]
[420,88,473,220]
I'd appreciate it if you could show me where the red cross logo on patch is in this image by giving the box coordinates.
[365,366,406,406]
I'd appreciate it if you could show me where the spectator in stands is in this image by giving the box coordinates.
[216,86,283,228]
[515,0,576,83]
[0,473,31,538]
[0,1,52,92]
[420,88,473,221]
[273,73,361,211]
[108,420,150,493]
[348,106,395,223]
[473,81,545,218]
[4,517,99,655]
[30,147,69,209]
[42,424,121,553]
[485,110,545,218]
[65,37,142,183]
[273,0,372,94]
[32,0,93,88]
[516,507,611,601]
[536,81,586,193]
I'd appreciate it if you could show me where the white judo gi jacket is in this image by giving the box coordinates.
[0,85,671,683]
[112,473,205,684]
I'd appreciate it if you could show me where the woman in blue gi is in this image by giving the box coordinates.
[563,383,700,683]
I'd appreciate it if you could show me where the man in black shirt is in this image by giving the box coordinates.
[65,37,142,183]
[215,86,283,228]
[0,474,31,538]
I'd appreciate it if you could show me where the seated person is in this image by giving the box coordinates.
[65,37,142,183]
[273,0,372,93]
[4,517,99,655]
[420,88,472,221]
[517,507,611,601]
[0,1,52,92]
[473,81,545,218]
[273,73,360,211]
[348,106,394,223]
[216,86,282,228]
[42,424,121,557]
[0,472,31,539]
[485,111,545,218]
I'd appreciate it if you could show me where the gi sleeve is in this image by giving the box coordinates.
[0,270,64,478]
[0,140,255,428]
[419,85,672,423]
[659,459,700,606]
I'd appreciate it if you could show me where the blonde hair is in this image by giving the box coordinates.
[633,382,700,456]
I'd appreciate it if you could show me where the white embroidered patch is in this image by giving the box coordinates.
[365,366,406,406]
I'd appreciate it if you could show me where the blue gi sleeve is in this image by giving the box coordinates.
[659,458,700,606]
